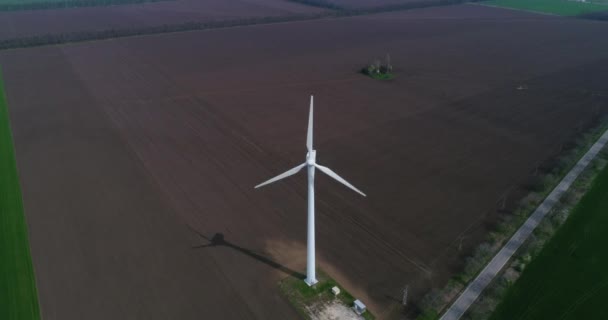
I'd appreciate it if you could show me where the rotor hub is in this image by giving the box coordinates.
[306,150,316,165]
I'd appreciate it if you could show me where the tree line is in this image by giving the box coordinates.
[579,11,608,21]
[0,0,476,50]
[286,0,344,10]
[0,0,170,12]
[0,15,320,50]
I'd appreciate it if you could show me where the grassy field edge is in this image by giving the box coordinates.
[0,67,41,320]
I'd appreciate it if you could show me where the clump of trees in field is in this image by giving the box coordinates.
[361,54,394,80]
[0,0,170,12]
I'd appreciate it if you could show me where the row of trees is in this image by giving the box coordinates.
[581,11,608,20]
[0,0,169,12]
[337,0,475,16]
[290,0,473,14]
[286,0,343,10]
[0,14,321,50]
[0,0,472,13]
[0,0,473,50]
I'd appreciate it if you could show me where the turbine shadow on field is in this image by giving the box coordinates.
[191,230,305,280]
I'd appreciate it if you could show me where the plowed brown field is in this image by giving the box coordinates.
[2,4,608,319]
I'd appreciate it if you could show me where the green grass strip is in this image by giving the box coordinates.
[484,0,608,16]
[489,163,608,320]
[0,67,41,320]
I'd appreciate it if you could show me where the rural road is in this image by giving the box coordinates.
[440,129,608,320]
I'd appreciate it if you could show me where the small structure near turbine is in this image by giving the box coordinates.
[255,95,366,286]
[353,299,367,315]
[331,286,341,296]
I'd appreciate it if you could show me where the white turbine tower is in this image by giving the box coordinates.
[255,95,366,286]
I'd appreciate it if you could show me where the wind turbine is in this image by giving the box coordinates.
[255,95,366,286]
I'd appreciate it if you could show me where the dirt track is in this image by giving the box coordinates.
[2,4,608,319]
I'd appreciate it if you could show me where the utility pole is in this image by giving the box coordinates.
[402,285,409,307]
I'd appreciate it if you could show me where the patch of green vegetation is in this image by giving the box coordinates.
[0,67,41,320]
[361,55,395,81]
[417,309,439,320]
[279,270,374,320]
[489,163,608,320]
[367,72,395,80]
[484,0,608,16]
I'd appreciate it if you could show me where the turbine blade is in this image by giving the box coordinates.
[307,95,313,152]
[314,164,366,197]
[255,163,307,189]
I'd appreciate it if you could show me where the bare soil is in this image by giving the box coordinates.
[309,300,363,320]
[1,4,608,319]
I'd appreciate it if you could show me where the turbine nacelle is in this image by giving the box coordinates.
[306,150,316,166]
